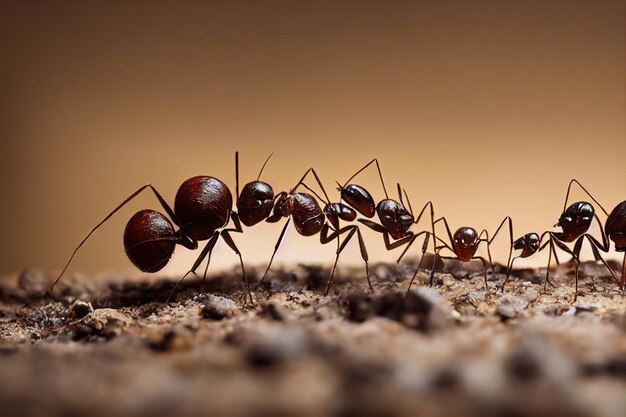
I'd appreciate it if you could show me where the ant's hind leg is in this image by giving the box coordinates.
[166,232,219,303]
[256,218,291,290]
[222,230,251,303]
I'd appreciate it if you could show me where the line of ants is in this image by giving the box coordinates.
[52,153,626,303]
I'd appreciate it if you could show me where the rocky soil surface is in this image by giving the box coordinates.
[0,259,624,417]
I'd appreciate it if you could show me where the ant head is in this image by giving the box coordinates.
[237,181,275,227]
[555,201,594,240]
[376,199,414,240]
[513,232,540,258]
[324,202,357,230]
[452,227,479,261]
[338,183,375,218]
[606,200,626,251]
[124,209,177,272]
[174,176,232,241]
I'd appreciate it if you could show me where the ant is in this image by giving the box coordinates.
[52,152,277,303]
[332,159,439,291]
[400,215,513,291]
[504,179,619,300]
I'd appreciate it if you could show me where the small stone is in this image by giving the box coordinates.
[497,295,529,320]
[199,295,238,320]
[71,300,93,319]
[522,288,540,303]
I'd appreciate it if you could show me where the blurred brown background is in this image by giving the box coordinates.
[1,0,624,278]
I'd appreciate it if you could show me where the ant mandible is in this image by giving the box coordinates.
[504,179,619,300]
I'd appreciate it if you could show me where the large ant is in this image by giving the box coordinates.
[53,152,278,303]
[504,179,619,300]
[399,215,513,291]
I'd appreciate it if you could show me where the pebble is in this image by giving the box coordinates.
[497,295,529,320]
[198,295,238,320]
[71,300,93,319]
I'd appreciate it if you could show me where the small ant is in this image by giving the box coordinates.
[402,216,513,290]
[505,179,619,300]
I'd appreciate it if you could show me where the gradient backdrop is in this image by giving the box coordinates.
[1,0,625,279]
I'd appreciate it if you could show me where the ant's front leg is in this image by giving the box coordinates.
[358,219,414,250]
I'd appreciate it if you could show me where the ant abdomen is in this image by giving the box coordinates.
[123,209,177,272]
[291,192,325,236]
[174,176,232,240]
[237,181,274,227]
[340,184,375,218]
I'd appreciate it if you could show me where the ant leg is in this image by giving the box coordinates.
[167,231,219,303]
[325,227,357,295]
[221,230,251,303]
[488,217,514,277]
[52,184,181,291]
[341,158,389,199]
[406,233,431,293]
[620,253,626,291]
[255,218,291,290]
[358,219,414,250]
[472,256,491,289]
[585,235,619,285]
[502,256,519,293]
[563,179,609,216]
[230,211,244,233]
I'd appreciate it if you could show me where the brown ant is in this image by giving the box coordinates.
[505,179,619,300]
[402,216,513,290]
[333,160,439,289]
[52,152,277,303]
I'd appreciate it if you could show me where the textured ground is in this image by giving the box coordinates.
[0,259,625,417]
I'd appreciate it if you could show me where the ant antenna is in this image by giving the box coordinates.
[257,153,274,181]
[402,187,414,216]
[341,159,389,199]
[291,167,331,203]
[300,182,329,205]
[563,179,609,216]
[235,152,240,204]
[397,183,404,206]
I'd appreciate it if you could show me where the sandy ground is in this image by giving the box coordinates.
[0,259,624,417]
